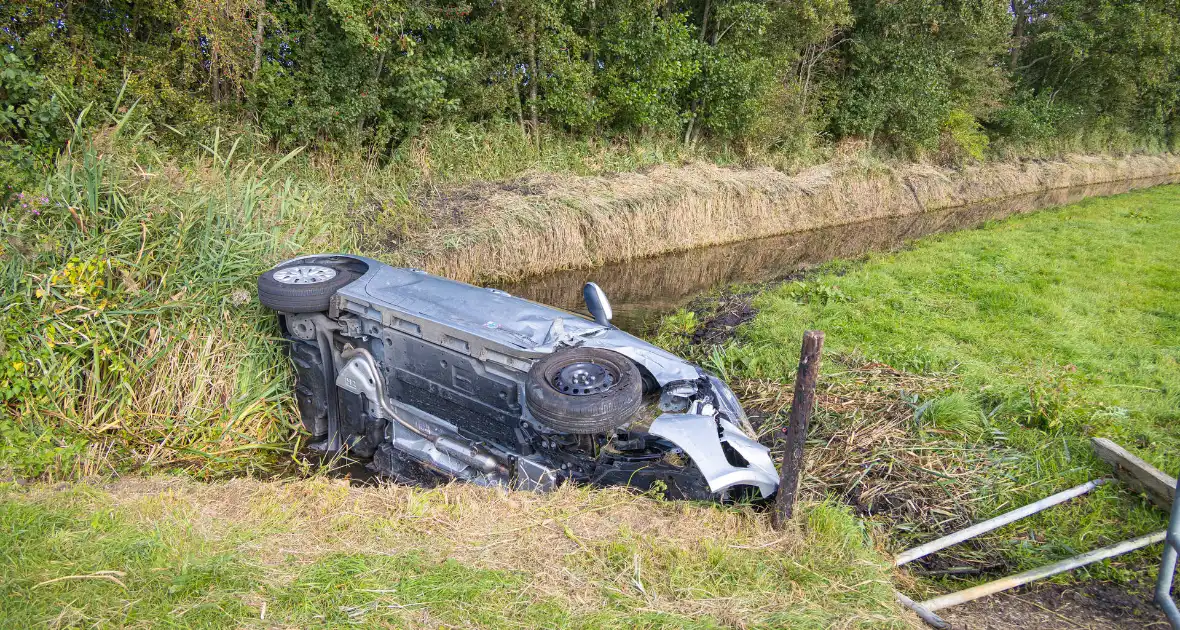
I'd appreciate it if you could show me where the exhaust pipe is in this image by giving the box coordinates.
[337,346,508,476]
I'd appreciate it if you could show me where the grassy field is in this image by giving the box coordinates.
[0,477,907,629]
[2,119,1177,625]
[661,184,1180,589]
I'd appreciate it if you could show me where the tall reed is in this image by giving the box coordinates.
[1,117,352,479]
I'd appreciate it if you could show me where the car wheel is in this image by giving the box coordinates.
[525,348,643,434]
[257,261,359,313]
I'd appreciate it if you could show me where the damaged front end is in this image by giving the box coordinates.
[267,255,779,502]
[646,378,779,499]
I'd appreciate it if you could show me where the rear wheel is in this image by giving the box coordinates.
[525,348,643,434]
[258,261,359,313]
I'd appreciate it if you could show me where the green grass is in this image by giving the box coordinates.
[703,184,1180,582]
[0,497,590,628]
[4,117,1175,621]
[0,479,907,628]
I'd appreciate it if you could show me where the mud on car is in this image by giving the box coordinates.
[258,255,778,501]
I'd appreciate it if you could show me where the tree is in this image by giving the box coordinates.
[1013,0,1180,142]
[833,0,1011,153]
[179,0,265,104]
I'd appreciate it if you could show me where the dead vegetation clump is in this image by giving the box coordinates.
[735,361,1015,546]
[400,154,1180,283]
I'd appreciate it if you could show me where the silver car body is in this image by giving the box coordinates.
[282,254,779,498]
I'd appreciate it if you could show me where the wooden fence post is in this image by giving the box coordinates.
[772,329,824,529]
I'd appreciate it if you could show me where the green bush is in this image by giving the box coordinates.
[987,91,1073,145]
[4,0,1180,157]
[832,0,1011,156]
[0,53,65,202]
[939,109,990,163]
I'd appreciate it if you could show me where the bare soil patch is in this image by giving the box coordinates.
[939,579,1169,629]
[691,292,759,346]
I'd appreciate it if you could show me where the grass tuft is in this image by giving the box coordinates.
[919,393,988,442]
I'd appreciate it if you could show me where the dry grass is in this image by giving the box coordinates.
[736,360,1012,547]
[400,154,1180,282]
[7,476,916,627]
[35,319,294,479]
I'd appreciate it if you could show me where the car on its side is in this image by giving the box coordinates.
[258,254,778,500]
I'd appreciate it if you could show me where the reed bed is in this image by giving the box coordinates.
[405,154,1180,282]
[1,120,353,479]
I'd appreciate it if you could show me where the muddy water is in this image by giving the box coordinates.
[496,175,1179,334]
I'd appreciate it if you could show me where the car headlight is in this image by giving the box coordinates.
[707,375,748,427]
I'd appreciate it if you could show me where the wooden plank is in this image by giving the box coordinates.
[1092,437,1177,511]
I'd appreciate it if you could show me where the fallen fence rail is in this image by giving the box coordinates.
[895,438,1178,628]
[920,531,1165,612]
[895,591,948,629]
[894,478,1111,567]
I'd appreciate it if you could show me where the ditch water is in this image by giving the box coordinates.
[496,175,1180,335]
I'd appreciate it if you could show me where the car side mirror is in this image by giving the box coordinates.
[583,282,613,326]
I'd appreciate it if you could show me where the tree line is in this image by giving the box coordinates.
[3,0,1179,174]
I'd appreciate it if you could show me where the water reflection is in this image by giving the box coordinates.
[495,176,1178,334]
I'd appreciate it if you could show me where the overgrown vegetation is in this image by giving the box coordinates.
[658,185,1180,586]
[4,0,1180,197]
[0,116,754,479]
[0,116,359,479]
[0,477,908,628]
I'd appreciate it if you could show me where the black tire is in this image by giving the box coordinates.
[257,261,358,313]
[525,348,643,434]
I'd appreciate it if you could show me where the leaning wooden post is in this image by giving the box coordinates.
[772,329,824,529]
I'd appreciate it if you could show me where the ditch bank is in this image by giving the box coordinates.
[494,174,1179,332]
[398,153,1180,284]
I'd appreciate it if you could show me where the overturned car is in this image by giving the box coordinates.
[258,255,778,501]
